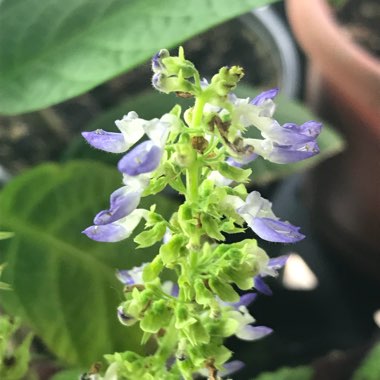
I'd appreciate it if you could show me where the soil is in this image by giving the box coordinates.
[0,16,279,175]
[336,0,380,56]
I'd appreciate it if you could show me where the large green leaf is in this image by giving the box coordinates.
[66,89,344,185]
[253,366,313,380]
[0,0,276,115]
[0,161,178,366]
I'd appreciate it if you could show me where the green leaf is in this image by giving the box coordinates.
[0,0,277,115]
[0,161,178,366]
[134,222,167,249]
[217,162,252,182]
[0,232,14,240]
[352,342,380,380]
[200,213,224,241]
[51,369,85,380]
[209,277,239,303]
[159,234,187,265]
[253,366,313,380]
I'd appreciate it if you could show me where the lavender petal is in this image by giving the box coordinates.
[269,141,320,164]
[268,255,289,269]
[220,360,245,376]
[249,217,305,243]
[237,325,273,341]
[118,141,162,176]
[82,224,129,242]
[250,88,279,106]
[93,187,141,225]
[232,293,257,308]
[82,130,128,153]
[254,276,273,296]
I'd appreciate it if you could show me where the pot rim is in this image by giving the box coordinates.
[286,0,380,112]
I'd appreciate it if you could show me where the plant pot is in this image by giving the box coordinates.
[286,0,380,282]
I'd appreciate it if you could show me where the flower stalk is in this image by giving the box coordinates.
[81,47,322,380]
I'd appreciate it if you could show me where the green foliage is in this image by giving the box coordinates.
[0,161,178,366]
[254,365,314,380]
[0,316,33,380]
[352,342,380,380]
[51,369,84,380]
[0,0,277,115]
[0,232,14,240]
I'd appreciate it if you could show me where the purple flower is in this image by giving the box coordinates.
[229,293,257,308]
[93,187,141,225]
[237,191,305,243]
[254,255,289,296]
[81,130,129,153]
[117,306,136,326]
[82,209,148,243]
[236,325,273,341]
[116,264,145,286]
[197,360,245,378]
[228,89,322,164]
[82,111,145,153]
[250,88,279,106]
[118,141,163,176]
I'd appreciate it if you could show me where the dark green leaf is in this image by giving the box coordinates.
[253,366,313,380]
[0,232,14,240]
[0,161,178,366]
[0,0,277,115]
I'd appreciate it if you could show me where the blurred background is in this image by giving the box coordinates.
[0,0,379,379]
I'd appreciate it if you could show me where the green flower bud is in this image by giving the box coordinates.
[174,143,197,168]
[178,204,198,237]
[143,257,164,282]
[134,221,167,248]
[209,277,239,303]
[183,320,210,346]
[217,162,252,182]
[159,234,187,265]
[140,300,171,333]
[210,65,244,97]
[200,213,224,241]
[175,304,197,329]
[194,279,214,305]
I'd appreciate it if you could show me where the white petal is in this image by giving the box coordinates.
[208,170,233,186]
[115,111,146,149]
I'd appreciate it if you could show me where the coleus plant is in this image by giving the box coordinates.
[81,47,321,380]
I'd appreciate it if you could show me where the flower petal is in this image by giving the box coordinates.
[82,130,128,153]
[83,209,147,243]
[94,187,141,225]
[249,217,305,243]
[220,360,245,377]
[82,223,130,243]
[236,325,273,341]
[116,264,145,286]
[268,255,289,270]
[232,293,257,308]
[250,88,279,106]
[118,141,163,176]
[254,276,273,296]
[114,111,145,147]
[268,141,320,163]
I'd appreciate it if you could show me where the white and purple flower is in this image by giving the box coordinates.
[229,88,322,164]
[225,191,304,243]
[82,112,178,243]
[254,255,289,296]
